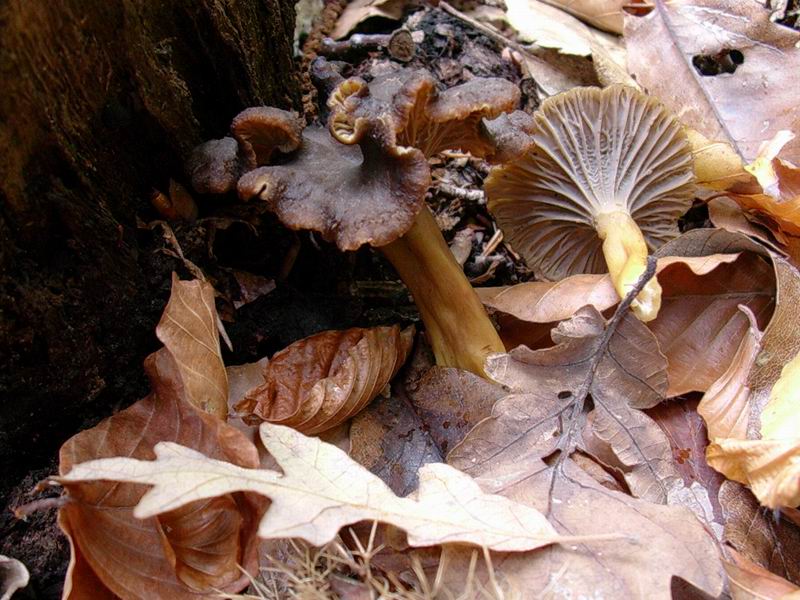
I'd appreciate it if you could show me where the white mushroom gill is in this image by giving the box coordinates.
[487,85,695,322]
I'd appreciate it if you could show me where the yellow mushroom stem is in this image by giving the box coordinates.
[595,210,662,322]
[380,205,505,378]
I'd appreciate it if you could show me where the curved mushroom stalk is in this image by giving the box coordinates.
[381,205,504,375]
[595,211,662,322]
[487,85,695,323]
[238,120,504,379]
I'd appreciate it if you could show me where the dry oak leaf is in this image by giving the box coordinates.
[331,0,407,39]
[480,234,776,396]
[57,422,603,553]
[703,258,800,507]
[625,0,800,164]
[155,273,228,419]
[56,275,263,599]
[451,306,680,504]
[237,325,414,435]
[441,453,725,598]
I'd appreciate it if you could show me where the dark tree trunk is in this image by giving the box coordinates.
[0,0,299,505]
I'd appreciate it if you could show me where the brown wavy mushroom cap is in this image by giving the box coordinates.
[329,69,521,159]
[237,119,430,251]
[486,85,695,320]
[186,107,303,194]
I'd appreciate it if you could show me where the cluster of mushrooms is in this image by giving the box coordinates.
[188,59,695,395]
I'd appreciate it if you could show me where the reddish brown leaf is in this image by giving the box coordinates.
[59,371,262,599]
[239,325,414,435]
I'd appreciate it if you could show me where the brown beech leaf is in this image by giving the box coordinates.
[58,373,261,600]
[350,391,443,496]
[59,422,598,553]
[155,273,228,418]
[331,0,407,39]
[403,363,506,456]
[625,0,800,164]
[703,258,800,507]
[451,305,680,504]
[481,230,776,396]
[442,453,725,598]
[57,276,263,599]
[646,398,726,536]
[238,325,414,435]
[719,481,800,585]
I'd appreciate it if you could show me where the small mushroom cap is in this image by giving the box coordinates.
[486,85,695,281]
[329,70,521,158]
[186,137,243,195]
[482,110,536,164]
[231,107,303,169]
[237,121,430,252]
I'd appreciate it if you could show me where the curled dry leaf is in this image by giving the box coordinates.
[58,422,596,553]
[57,279,262,599]
[0,555,29,600]
[443,453,724,598]
[625,0,800,164]
[58,395,261,600]
[451,306,679,504]
[237,325,414,435]
[480,232,776,396]
[155,273,228,419]
[703,258,800,508]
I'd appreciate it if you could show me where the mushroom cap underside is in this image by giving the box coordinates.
[487,85,695,281]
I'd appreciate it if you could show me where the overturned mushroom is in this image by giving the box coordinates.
[328,69,521,160]
[186,107,303,194]
[238,115,504,377]
[486,85,695,322]
[236,325,414,435]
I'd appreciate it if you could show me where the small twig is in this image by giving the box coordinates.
[438,182,486,204]
[545,255,658,514]
[319,29,423,62]
[480,229,503,258]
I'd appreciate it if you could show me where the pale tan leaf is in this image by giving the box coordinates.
[239,325,414,435]
[539,0,630,33]
[0,555,29,600]
[156,273,228,418]
[331,0,407,39]
[504,0,633,85]
[625,1,800,164]
[59,422,593,553]
[702,259,800,508]
[441,454,724,598]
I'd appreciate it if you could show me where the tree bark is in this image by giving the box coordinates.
[0,0,300,495]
